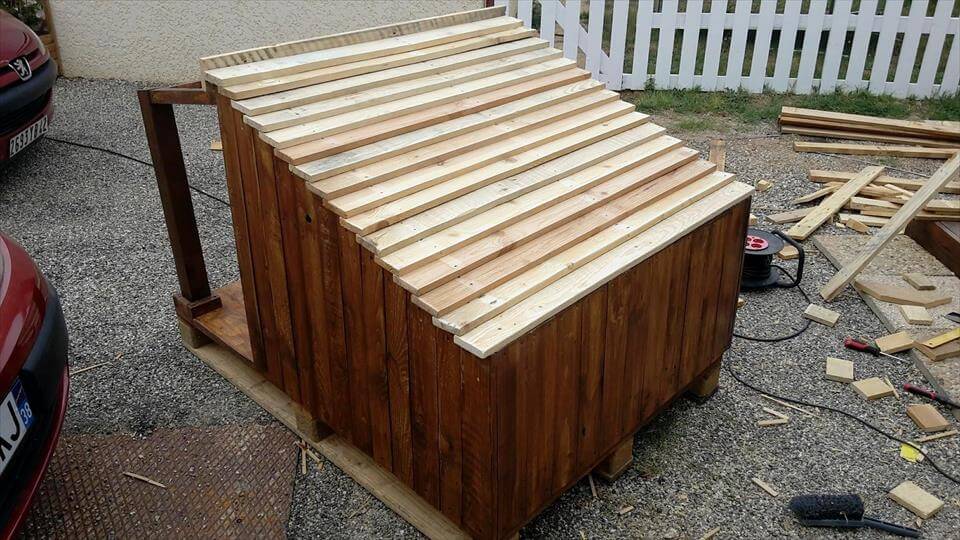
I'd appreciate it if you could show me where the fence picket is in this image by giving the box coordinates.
[700,0,726,91]
[771,0,803,92]
[678,0,703,89]
[510,0,957,97]
[746,0,777,93]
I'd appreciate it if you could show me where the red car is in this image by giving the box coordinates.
[0,233,69,539]
[1,9,56,162]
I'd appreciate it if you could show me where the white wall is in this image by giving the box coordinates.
[49,0,481,82]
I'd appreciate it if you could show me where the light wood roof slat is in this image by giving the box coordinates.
[360,123,666,257]
[297,80,605,180]
[435,171,735,335]
[388,146,699,286]
[417,159,718,317]
[455,179,753,358]
[339,109,648,236]
[260,59,577,148]
[201,5,506,71]
[278,69,590,164]
[227,29,538,103]
[246,47,562,131]
[205,16,522,86]
[329,103,640,219]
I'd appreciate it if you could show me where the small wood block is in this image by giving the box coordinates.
[899,305,933,326]
[804,304,840,327]
[687,362,721,400]
[737,297,746,309]
[749,213,758,226]
[903,272,935,291]
[846,217,869,233]
[757,418,788,426]
[824,357,854,383]
[751,477,778,497]
[210,140,223,151]
[907,404,951,433]
[915,341,960,362]
[875,331,915,354]
[888,481,944,519]
[756,179,773,192]
[777,245,799,260]
[768,207,813,224]
[851,377,894,400]
[594,437,633,482]
[920,328,960,349]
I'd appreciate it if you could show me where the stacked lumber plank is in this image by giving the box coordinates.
[780,107,960,151]
[202,6,752,358]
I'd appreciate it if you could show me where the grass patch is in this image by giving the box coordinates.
[625,87,960,125]
[676,116,718,131]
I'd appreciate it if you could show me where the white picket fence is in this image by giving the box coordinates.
[494,0,960,97]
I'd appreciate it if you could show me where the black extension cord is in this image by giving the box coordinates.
[43,136,231,207]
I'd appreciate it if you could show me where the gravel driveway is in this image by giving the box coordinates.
[1,78,957,539]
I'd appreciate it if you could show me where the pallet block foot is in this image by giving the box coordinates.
[686,361,721,402]
[594,436,633,482]
[178,319,211,348]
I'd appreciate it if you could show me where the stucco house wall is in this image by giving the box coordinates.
[48,0,481,82]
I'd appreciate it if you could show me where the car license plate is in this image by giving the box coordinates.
[0,379,34,476]
[9,115,48,157]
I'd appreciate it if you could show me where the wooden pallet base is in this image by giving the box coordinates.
[181,329,470,539]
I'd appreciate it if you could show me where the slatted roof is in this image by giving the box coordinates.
[202,6,753,358]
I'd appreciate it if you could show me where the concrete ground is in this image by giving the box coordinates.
[1,78,958,538]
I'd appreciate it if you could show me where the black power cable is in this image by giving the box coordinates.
[734,267,812,343]
[43,136,231,208]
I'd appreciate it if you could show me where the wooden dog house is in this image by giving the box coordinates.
[139,6,752,538]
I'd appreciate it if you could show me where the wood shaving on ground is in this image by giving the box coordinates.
[752,477,778,497]
[699,527,721,540]
[617,504,635,515]
[69,361,110,376]
[760,394,818,417]
[915,430,958,444]
[122,471,167,488]
[588,473,598,499]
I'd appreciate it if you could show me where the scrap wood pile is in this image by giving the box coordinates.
[201,7,752,357]
[781,106,960,152]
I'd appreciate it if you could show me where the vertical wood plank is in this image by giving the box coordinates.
[794,0,826,93]
[654,0,678,89]
[385,277,413,486]
[496,344,520,529]
[697,216,729,372]
[771,0,802,92]
[275,163,316,414]
[253,138,300,400]
[214,94,266,369]
[234,115,284,386]
[714,201,750,355]
[461,352,496,539]
[868,0,904,93]
[297,186,334,424]
[843,0,878,90]
[317,205,351,438]
[362,251,392,470]
[660,234,693,404]
[339,225,372,454]
[576,286,607,470]
[623,255,653,435]
[534,318,558,508]
[409,302,440,506]
[437,333,463,524]
[746,0,777,92]
[678,219,721,387]
[638,249,673,423]
[600,272,632,446]
[553,300,582,491]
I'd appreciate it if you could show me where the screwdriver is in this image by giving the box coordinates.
[903,383,960,409]
[844,337,908,363]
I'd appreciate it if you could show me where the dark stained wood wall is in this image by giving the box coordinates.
[216,100,749,539]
